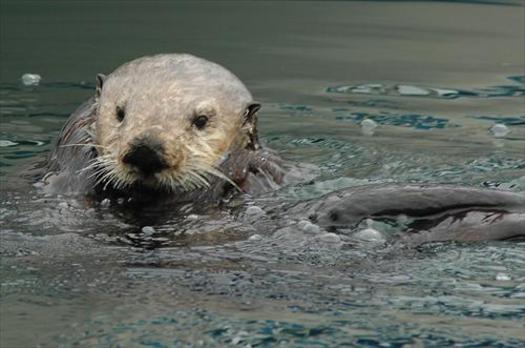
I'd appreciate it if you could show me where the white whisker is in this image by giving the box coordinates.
[191,162,241,192]
[60,143,107,149]
[185,169,210,188]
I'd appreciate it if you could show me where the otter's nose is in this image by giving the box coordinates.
[122,139,168,175]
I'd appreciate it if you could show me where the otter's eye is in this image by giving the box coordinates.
[116,106,125,122]
[192,115,208,130]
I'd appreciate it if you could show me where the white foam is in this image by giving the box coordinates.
[397,85,430,96]
[432,88,459,98]
[495,273,511,281]
[351,83,384,94]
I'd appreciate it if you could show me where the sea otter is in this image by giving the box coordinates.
[43,54,525,242]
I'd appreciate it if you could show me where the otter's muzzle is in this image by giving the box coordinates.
[122,137,168,176]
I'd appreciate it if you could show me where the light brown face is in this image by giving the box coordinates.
[90,54,258,192]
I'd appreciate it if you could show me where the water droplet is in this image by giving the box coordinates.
[361,118,378,136]
[21,73,42,86]
[490,123,510,138]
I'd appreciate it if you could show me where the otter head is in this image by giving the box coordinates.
[91,54,260,192]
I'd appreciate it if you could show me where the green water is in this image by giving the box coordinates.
[1,1,525,347]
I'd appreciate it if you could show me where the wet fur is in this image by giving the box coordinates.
[293,184,525,243]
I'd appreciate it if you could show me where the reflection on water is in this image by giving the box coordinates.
[1,0,525,347]
[327,75,525,99]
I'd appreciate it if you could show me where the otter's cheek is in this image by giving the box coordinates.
[164,144,186,170]
[95,120,109,149]
[96,117,120,155]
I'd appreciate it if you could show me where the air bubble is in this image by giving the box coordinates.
[245,205,265,218]
[297,220,321,234]
[354,228,385,243]
[141,226,156,236]
[318,232,341,244]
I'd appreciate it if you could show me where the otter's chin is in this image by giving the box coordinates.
[124,175,173,194]
[135,174,161,187]
[130,171,189,193]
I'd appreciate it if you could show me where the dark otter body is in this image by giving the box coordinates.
[290,184,525,244]
[44,54,525,244]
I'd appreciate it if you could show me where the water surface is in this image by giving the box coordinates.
[1,1,525,347]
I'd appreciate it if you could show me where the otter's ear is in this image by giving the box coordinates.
[243,102,261,125]
[243,102,261,151]
[95,73,106,99]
